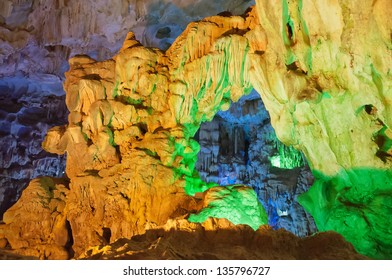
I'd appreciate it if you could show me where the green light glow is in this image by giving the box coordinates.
[298,168,392,259]
[282,0,313,72]
[298,0,312,72]
[282,0,294,47]
[174,107,268,230]
[270,155,282,168]
[370,64,384,95]
[270,140,304,169]
[174,125,268,231]
[188,185,268,230]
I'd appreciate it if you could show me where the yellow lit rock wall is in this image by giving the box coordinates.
[1,0,391,259]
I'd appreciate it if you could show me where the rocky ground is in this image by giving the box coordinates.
[0,218,366,260]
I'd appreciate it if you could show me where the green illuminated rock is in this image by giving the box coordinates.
[189,185,268,230]
[270,140,304,169]
[298,169,392,259]
[1,0,392,260]
[251,0,392,259]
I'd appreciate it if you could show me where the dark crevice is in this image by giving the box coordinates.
[286,22,294,41]
[221,28,250,37]
[115,145,122,161]
[114,95,150,110]
[136,123,148,135]
[102,227,112,244]
[372,118,392,162]
[375,150,391,163]
[82,74,101,80]
[364,104,377,115]
[217,11,233,17]
[286,61,307,75]
[134,147,160,160]
[156,27,171,39]
[120,192,131,204]
[153,126,168,134]
[314,81,323,92]
[65,220,75,259]
[242,5,254,19]
[84,170,102,177]
[356,104,392,162]
[254,50,265,55]
[286,61,299,71]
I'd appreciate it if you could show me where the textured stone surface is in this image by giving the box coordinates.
[0,0,256,76]
[0,78,67,218]
[80,218,366,260]
[0,0,255,218]
[189,185,268,230]
[35,9,267,258]
[1,0,392,260]
[195,92,316,236]
[249,0,392,259]
[0,177,70,259]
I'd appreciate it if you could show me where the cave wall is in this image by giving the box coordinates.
[0,78,67,218]
[0,0,391,260]
[195,91,316,236]
[0,0,256,76]
[0,0,256,218]
[1,6,269,258]
[248,0,392,259]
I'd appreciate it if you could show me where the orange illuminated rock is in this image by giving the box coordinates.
[1,177,70,259]
[1,0,392,259]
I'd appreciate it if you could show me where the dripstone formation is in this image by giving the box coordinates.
[1,0,391,259]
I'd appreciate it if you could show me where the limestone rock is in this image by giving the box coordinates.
[249,0,392,259]
[0,177,70,259]
[0,0,255,77]
[1,0,392,260]
[0,238,7,249]
[1,6,267,258]
[195,92,317,236]
[80,218,367,260]
[0,0,255,219]
[0,78,67,218]
[65,166,199,258]
[189,185,268,230]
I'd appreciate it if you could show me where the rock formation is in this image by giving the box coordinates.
[195,92,317,236]
[80,218,366,260]
[0,0,256,219]
[0,78,67,217]
[250,0,392,259]
[1,0,392,260]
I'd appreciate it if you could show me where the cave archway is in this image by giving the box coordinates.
[2,1,392,260]
[193,90,316,236]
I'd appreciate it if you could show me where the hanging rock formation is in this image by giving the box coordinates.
[0,0,256,219]
[1,0,392,259]
[195,92,317,237]
[1,6,268,259]
[249,0,392,259]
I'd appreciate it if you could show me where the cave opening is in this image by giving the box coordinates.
[194,90,317,236]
